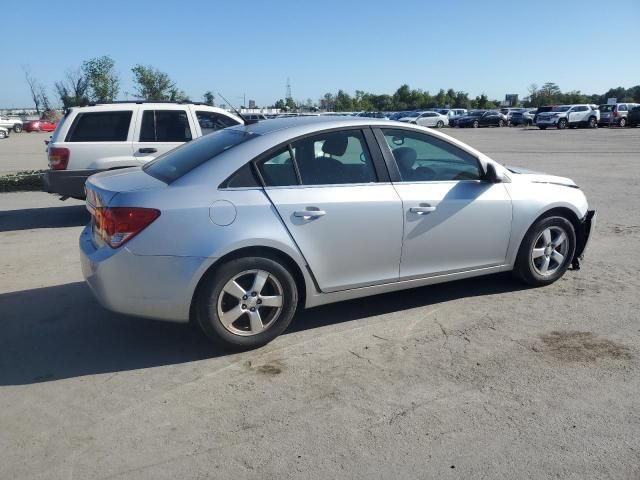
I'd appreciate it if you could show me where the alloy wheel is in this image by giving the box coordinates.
[216,269,284,336]
[619,118,626,127]
[531,226,569,276]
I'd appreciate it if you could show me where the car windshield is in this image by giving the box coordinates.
[468,111,484,116]
[143,128,255,183]
[552,106,571,112]
[599,105,614,112]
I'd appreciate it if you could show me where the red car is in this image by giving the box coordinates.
[24,120,57,132]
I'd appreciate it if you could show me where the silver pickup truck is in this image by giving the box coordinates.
[0,116,23,133]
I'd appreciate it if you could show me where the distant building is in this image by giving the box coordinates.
[248,99,256,109]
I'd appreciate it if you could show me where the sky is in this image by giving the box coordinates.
[2,0,639,108]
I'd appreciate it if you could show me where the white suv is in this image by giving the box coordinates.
[44,102,242,199]
[536,104,600,130]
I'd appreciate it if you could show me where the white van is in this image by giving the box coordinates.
[43,102,242,199]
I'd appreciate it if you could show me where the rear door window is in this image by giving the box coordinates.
[65,111,132,142]
[139,110,192,142]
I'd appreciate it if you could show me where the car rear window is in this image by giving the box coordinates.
[65,111,132,142]
[143,128,255,183]
[600,105,614,112]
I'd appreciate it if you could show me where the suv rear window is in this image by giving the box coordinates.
[65,111,132,142]
[143,128,255,183]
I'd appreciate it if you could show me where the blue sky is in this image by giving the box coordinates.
[2,0,638,108]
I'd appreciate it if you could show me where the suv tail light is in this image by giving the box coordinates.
[613,110,619,117]
[48,147,70,170]
[92,207,160,248]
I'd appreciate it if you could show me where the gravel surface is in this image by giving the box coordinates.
[1,127,639,479]
[0,131,50,173]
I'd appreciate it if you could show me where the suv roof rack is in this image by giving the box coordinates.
[87,100,209,106]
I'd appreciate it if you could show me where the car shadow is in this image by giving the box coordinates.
[0,274,529,386]
[0,205,89,232]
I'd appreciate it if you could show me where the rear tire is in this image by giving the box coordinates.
[498,119,504,127]
[473,120,479,128]
[13,124,22,133]
[588,116,597,128]
[619,117,627,127]
[0,130,6,139]
[538,126,547,130]
[513,216,576,287]
[436,120,444,128]
[196,256,298,350]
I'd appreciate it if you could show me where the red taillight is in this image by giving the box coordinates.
[93,207,160,248]
[48,147,70,170]
[613,110,618,117]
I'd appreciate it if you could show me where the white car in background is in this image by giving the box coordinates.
[398,111,449,128]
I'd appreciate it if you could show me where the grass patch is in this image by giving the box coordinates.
[0,170,46,192]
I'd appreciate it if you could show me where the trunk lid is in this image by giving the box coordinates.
[85,167,166,208]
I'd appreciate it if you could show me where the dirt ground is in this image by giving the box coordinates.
[1,126,639,479]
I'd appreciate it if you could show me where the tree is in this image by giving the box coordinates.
[131,64,177,101]
[23,67,45,115]
[82,56,119,102]
[319,93,336,111]
[274,99,286,110]
[203,91,215,106]
[55,68,89,108]
[285,97,297,111]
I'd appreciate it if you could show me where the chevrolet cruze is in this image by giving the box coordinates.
[80,116,595,349]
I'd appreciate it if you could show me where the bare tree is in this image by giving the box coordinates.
[23,67,43,115]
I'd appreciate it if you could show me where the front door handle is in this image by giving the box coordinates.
[410,205,437,215]
[294,209,326,219]
[138,148,157,154]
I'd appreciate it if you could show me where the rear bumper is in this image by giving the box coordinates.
[572,210,596,269]
[43,169,101,199]
[80,224,206,322]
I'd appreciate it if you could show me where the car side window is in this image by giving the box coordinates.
[291,130,377,185]
[139,110,192,142]
[258,148,298,187]
[66,111,133,142]
[619,105,627,112]
[381,128,482,182]
[196,111,240,135]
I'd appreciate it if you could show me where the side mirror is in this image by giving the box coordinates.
[484,163,504,183]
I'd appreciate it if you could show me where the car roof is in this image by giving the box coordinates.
[230,115,395,137]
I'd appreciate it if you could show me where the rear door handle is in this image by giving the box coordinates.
[410,205,437,215]
[294,209,326,219]
[138,148,157,154]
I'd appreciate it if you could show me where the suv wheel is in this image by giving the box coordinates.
[498,119,504,127]
[514,216,576,287]
[13,124,22,133]
[557,118,567,129]
[619,117,627,127]
[0,130,6,139]
[473,120,479,128]
[196,256,299,350]
[588,116,597,128]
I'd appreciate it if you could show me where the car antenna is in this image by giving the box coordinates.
[217,92,257,125]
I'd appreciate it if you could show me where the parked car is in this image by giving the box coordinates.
[536,105,599,130]
[627,106,640,127]
[0,116,23,133]
[242,113,267,121]
[43,102,242,200]
[533,106,554,124]
[456,110,505,128]
[598,103,640,127]
[80,116,595,349]
[0,126,9,139]
[522,109,537,126]
[398,111,448,128]
[24,119,57,132]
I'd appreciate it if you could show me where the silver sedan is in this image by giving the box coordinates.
[80,117,595,349]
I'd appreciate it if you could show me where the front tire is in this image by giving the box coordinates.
[473,120,479,128]
[436,120,444,128]
[514,216,576,286]
[0,130,6,139]
[196,256,299,350]
[619,117,627,127]
[498,119,504,127]
[13,124,22,133]
[588,116,597,128]
[557,118,567,129]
